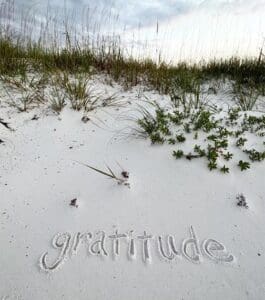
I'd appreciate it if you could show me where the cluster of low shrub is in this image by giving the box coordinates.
[138,102,265,173]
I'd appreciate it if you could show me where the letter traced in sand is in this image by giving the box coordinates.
[109,230,127,257]
[40,232,71,271]
[90,231,108,256]
[203,239,234,262]
[137,231,154,263]
[181,226,201,263]
[128,230,136,260]
[71,232,92,255]
[158,235,180,261]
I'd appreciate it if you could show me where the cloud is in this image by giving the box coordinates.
[124,0,265,62]
[108,0,193,26]
[13,0,265,29]
[13,0,197,27]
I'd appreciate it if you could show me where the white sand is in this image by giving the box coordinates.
[0,78,265,300]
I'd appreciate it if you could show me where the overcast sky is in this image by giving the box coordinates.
[5,0,265,61]
[14,0,265,27]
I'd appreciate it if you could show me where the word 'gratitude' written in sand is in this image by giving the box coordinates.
[39,226,235,272]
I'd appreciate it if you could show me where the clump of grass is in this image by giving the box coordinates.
[232,83,260,111]
[64,76,93,111]
[52,72,119,112]
[48,85,66,113]
[1,73,46,112]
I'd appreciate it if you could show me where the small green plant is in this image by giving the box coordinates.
[168,138,176,145]
[137,112,158,136]
[150,132,165,144]
[194,145,206,157]
[220,165,230,174]
[208,160,217,171]
[176,134,186,143]
[169,111,185,125]
[223,152,233,161]
[173,150,184,159]
[228,107,240,123]
[207,134,217,141]
[236,137,247,147]
[207,146,219,162]
[193,110,218,132]
[183,123,191,133]
[238,160,250,171]
[214,139,228,149]
[235,129,245,137]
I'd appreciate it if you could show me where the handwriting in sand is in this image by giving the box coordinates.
[39,226,235,272]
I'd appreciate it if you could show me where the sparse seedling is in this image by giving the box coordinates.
[194,145,206,157]
[207,146,219,162]
[208,161,217,171]
[220,165,230,174]
[184,123,191,133]
[223,152,233,161]
[176,134,186,143]
[173,150,184,159]
[150,132,165,144]
[228,107,240,123]
[236,137,247,147]
[238,160,250,171]
[168,138,176,145]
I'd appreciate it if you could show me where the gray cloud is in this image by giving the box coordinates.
[8,0,265,30]
[13,0,197,27]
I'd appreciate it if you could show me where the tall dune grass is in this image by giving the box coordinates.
[0,0,265,95]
